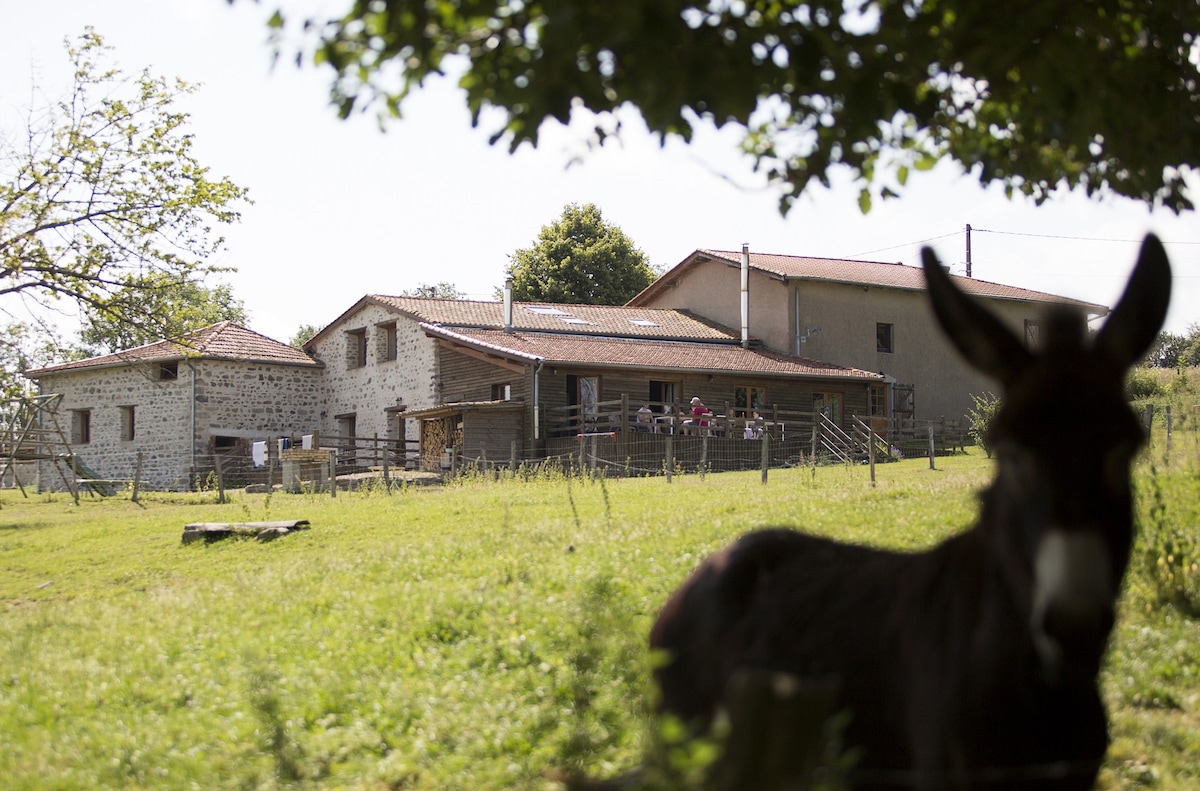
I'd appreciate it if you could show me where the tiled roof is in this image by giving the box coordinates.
[424,325,883,381]
[369,295,737,339]
[27,322,322,376]
[628,249,1108,312]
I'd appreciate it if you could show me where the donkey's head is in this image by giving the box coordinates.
[922,236,1171,682]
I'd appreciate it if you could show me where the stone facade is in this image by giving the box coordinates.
[34,358,323,491]
[306,302,439,445]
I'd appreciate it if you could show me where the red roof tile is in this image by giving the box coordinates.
[424,325,882,381]
[27,322,321,376]
[629,249,1108,312]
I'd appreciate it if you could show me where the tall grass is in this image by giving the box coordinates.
[0,449,1196,790]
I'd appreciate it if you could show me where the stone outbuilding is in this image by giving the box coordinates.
[26,322,324,491]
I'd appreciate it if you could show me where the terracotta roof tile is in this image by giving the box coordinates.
[694,249,1107,310]
[368,296,737,340]
[27,322,321,377]
[424,325,882,381]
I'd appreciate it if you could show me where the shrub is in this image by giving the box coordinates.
[966,392,1002,459]
[1127,367,1165,400]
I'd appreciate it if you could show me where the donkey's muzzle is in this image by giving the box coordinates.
[1031,530,1116,683]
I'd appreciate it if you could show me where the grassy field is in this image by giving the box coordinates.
[1,446,1197,790]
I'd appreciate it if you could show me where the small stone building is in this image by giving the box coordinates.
[27,322,324,491]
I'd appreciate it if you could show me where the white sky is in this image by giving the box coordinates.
[2,0,1198,344]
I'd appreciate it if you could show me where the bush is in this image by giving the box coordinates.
[1127,368,1165,400]
[966,392,1002,459]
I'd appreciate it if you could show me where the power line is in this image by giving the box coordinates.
[843,230,960,259]
[973,228,1200,245]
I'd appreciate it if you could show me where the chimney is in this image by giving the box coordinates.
[740,243,750,349]
[503,277,513,333]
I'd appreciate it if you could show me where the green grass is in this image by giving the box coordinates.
[0,449,1197,790]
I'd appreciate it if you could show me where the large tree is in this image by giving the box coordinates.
[263,1,1199,214]
[507,203,654,305]
[0,30,249,349]
[77,275,249,356]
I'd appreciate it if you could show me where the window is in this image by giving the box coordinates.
[119,406,136,442]
[869,384,888,417]
[813,392,843,426]
[346,329,368,368]
[734,385,767,418]
[158,361,179,380]
[491,383,512,401]
[648,380,681,409]
[72,409,92,445]
[1024,319,1041,349]
[876,322,894,353]
[377,322,398,362]
[213,436,238,450]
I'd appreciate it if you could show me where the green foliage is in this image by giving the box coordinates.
[965,391,1002,459]
[1132,463,1200,618]
[268,1,1200,214]
[1145,325,1200,369]
[0,29,249,349]
[1127,368,1166,400]
[289,323,322,348]
[77,275,248,354]
[507,203,654,304]
[400,281,463,299]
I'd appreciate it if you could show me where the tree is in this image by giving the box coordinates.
[77,274,248,355]
[400,282,463,299]
[265,1,1200,214]
[1144,331,1190,368]
[1,30,249,347]
[289,323,322,348]
[507,203,654,305]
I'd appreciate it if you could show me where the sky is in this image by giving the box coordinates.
[2,0,1198,345]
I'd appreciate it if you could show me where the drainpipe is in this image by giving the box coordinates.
[740,243,750,349]
[794,284,802,355]
[504,277,514,333]
[187,360,197,481]
[533,358,544,440]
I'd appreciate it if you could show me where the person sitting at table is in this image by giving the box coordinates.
[635,403,653,432]
[683,396,711,434]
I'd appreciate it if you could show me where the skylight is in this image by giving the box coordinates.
[629,318,660,327]
[524,306,568,315]
[561,317,592,325]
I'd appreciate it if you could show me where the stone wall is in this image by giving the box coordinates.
[36,358,323,491]
[308,303,439,443]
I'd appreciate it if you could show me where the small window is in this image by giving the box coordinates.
[72,409,92,445]
[377,322,398,362]
[876,323,894,353]
[1024,319,1041,349]
[213,436,238,450]
[492,383,512,401]
[346,329,368,368]
[158,361,179,380]
[119,406,136,442]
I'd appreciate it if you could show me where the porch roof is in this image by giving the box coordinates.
[423,325,884,381]
[403,400,525,420]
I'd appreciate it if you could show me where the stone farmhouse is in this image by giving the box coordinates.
[26,322,323,491]
[628,248,1108,422]
[22,246,1105,489]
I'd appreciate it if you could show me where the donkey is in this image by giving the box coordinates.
[649,235,1172,790]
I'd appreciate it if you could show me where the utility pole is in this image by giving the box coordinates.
[965,223,973,278]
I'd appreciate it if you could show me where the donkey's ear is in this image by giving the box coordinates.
[1093,234,1172,370]
[922,247,1032,384]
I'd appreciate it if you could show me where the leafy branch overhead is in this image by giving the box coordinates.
[264,1,1199,213]
[0,29,250,343]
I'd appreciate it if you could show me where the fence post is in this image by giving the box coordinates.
[132,450,143,503]
[510,440,518,473]
[214,453,226,504]
[382,435,391,493]
[761,431,770,484]
[328,448,337,497]
[928,425,936,470]
[810,424,818,460]
[700,433,708,479]
[665,434,674,483]
[621,393,629,438]
[868,429,876,487]
[1143,403,1154,438]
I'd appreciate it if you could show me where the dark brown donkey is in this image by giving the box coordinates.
[649,235,1172,790]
